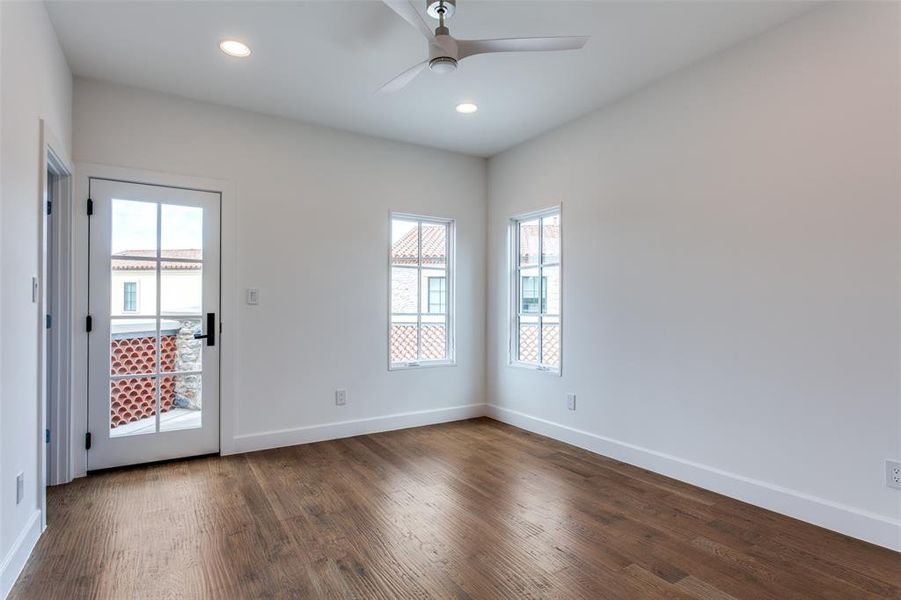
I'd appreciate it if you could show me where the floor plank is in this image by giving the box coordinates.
[10,418,901,599]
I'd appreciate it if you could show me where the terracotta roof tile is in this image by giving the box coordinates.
[112,249,202,270]
[391,226,446,265]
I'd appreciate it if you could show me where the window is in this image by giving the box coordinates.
[511,208,561,372]
[520,276,547,313]
[427,277,446,313]
[123,281,138,312]
[390,215,454,368]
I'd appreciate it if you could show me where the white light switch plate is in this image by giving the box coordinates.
[246,288,260,305]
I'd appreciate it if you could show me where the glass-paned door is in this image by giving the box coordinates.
[88,179,220,470]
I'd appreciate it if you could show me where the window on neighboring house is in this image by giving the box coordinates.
[520,276,547,313]
[123,281,138,313]
[511,208,561,372]
[427,277,446,313]
[390,215,454,368]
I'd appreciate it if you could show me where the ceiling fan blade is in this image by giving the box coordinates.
[458,36,588,60]
[377,60,429,94]
[381,0,435,43]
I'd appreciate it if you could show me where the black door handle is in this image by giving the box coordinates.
[193,312,216,346]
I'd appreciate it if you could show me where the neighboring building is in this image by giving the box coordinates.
[109,249,203,430]
[390,226,449,361]
[111,248,202,316]
[516,221,561,365]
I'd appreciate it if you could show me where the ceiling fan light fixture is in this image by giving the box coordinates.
[429,56,457,74]
[219,39,251,58]
[456,103,478,114]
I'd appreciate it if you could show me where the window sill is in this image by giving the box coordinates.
[509,361,561,376]
[389,360,457,372]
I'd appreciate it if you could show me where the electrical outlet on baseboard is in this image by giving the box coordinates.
[335,389,347,406]
[566,393,576,411]
[887,460,901,490]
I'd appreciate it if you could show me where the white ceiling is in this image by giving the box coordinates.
[47,1,817,157]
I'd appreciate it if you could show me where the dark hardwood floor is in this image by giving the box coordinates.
[11,418,900,599]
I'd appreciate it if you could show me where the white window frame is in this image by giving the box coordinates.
[509,205,562,374]
[388,212,456,370]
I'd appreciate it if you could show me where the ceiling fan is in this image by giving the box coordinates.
[378,0,589,94]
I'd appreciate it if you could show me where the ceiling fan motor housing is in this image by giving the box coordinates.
[426,0,456,20]
[428,33,459,73]
[429,56,457,73]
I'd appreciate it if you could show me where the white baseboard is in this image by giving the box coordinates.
[1,510,42,599]
[486,404,901,552]
[230,403,487,454]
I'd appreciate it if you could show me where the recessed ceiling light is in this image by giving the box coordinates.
[456,103,478,114]
[219,40,251,58]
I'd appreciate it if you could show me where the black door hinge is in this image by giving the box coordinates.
[87,198,94,216]
[47,200,52,215]
[46,314,52,329]
[85,432,92,450]
[85,314,93,332]
[45,429,50,444]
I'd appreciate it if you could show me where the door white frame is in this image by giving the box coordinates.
[72,163,238,477]
[38,121,74,527]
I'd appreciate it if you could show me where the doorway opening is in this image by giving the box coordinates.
[40,125,75,512]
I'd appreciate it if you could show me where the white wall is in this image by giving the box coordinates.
[487,2,900,550]
[72,78,487,461]
[0,1,72,594]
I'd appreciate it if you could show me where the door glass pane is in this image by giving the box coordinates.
[420,315,447,360]
[420,223,446,267]
[518,316,539,363]
[519,267,541,314]
[159,375,202,432]
[112,199,157,256]
[161,204,203,260]
[542,316,561,367]
[518,219,540,266]
[99,185,216,451]
[110,319,157,375]
[391,267,418,314]
[542,214,560,264]
[160,318,203,373]
[111,260,156,316]
[391,219,418,266]
[161,261,202,315]
[543,266,560,315]
[110,376,157,438]
[390,315,418,362]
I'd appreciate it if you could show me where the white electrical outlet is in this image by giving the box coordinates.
[566,393,576,411]
[887,460,901,490]
[335,389,347,406]
[16,473,24,504]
